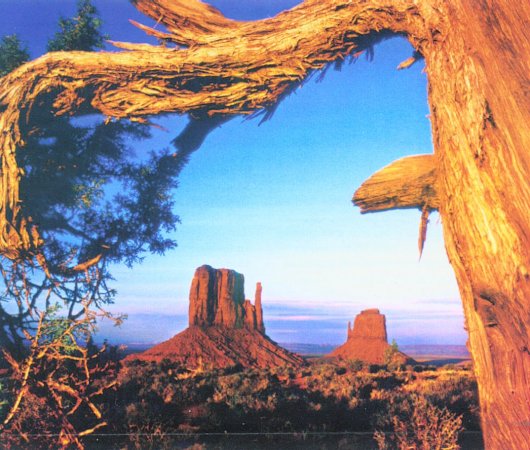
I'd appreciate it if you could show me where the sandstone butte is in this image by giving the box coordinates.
[125,265,304,369]
[328,309,415,365]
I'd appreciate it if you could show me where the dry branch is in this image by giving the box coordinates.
[2,1,530,448]
[353,154,439,213]
[0,0,437,258]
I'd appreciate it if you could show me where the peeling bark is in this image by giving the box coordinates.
[353,155,438,258]
[353,1,530,446]
[424,1,530,447]
[1,0,529,447]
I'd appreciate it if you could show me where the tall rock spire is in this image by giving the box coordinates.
[349,308,387,341]
[188,265,264,332]
[255,282,265,333]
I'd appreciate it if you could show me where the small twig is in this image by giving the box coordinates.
[418,205,431,259]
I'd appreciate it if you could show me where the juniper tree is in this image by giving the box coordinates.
[0,35,30,77]
[0,0,529,448]
[0,1,183,446]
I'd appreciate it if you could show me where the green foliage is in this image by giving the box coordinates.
[47,0,107,52]
[0,3,182,445]
[384,339,399,364]
[18,117,179,269]
[403,368,480,430]
[1,330,120,449]
[384,339,405,371]
[21,0,179,271]
[1,0,182,353]
[0,34,30,77]
[38,305,90,355]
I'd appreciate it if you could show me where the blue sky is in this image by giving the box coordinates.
[1,0,466,346]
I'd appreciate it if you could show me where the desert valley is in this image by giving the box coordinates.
[0,263,481,449]
[2,0,527,448]
[87,265,483,449]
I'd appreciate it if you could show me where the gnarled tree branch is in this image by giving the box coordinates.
[353,154,439,213]
[0,0,440,258]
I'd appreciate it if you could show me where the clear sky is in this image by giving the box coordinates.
[0,0,466,346]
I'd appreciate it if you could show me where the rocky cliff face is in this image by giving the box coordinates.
[126,265,301,369]
[330,309,414,365]
[188,265,244,328]
[255,282,265,333]
[347,308,387,340]
[188,265,264,332]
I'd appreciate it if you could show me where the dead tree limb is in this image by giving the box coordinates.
[0,0,435,257]
[353,154,439,213]
[2,1,530,448]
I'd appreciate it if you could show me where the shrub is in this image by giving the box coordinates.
[107,360,478,443]
[347,359,365,372]
[374,395,463,450]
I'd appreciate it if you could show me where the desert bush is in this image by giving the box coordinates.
[102,360,479,444]
[0,313,120,449]
[347,359,365,372]
[403,369,480,430]
[374,395,463,450]
[384,339,405,372]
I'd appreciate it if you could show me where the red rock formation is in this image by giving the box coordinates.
[255,282,265,333]
[126,265,303,369]
[330,309,414,365]
[348,308,387,340]
[127,326,303,370]
[188,265,265,332]
[189,265,245,328]
[243,299,257,329]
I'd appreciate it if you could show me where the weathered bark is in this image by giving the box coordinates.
[354,154,439,213]
[354,154,439,257]
[0,0,432,258]
[1,0,529,447]
[423,1,530,448]
[354,1,530,447]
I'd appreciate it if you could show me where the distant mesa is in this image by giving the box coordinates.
[125,265,303,369]
[328,308,415,365]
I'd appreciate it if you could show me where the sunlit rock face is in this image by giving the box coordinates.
[348,308,387,340]
[125,265,301,369]
[188,265,264,332]
[329,309,414,365]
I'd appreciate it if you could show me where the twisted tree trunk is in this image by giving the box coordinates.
[355,1,530,447]
[425,2,530,447]
[1,0,529,447]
